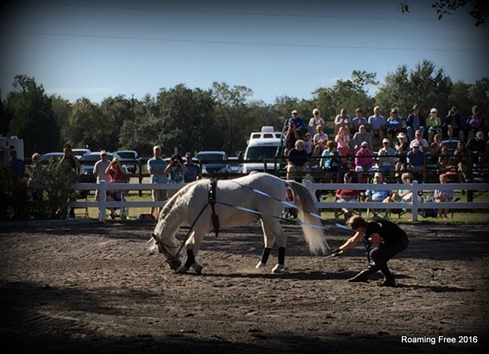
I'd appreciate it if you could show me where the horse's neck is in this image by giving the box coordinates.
[154,197,188,244]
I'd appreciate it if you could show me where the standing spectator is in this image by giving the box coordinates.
[385,109,403,142]
[351,108,367,133]
[287,110,306,138]
[286,140,310,180]
[307,108,325,136]
[27,152,43,201]
[426,108,442,143]
[443,106,464,141]
[465,105,485,140]
[334,126,350,163]
[320,140,341,182]
[147,145,168,217]
[354,141,374,172]
[406,142,427,182]
[334,108,351,135]
[184,152,201,183]
[351,125,373,155]
[165,154,187,184]
[312,124,328,156]
[409,129,429,152]
[9,149,25,179]
[406,104,426,141]
[434,173,453,219]
[93,150,111,193]
[367,106,386,146]
[59,144,81,174]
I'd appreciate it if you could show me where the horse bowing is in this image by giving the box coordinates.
[149,172,329,274]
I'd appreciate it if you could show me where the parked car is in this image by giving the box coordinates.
[116,150,141,173]
[72,148,91,158]
[40,152,64,165]
[79,152,124,176]
[194,151,231,174]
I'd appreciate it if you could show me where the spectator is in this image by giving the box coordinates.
[385,108,403,142]
[354,141,374,172]
[59,144,81,173]
[392,172,416,203]
[437,146,457,175]
[303,133,314,156]
[434,173,453,219]
[394,132,410,173]
[286,139,310,180]
[334,126,350,163]
[312,124,328,156]
[376,138,396,175]
[334,108,351,135]
[165,154,187,184]
[453,141,468,183]
[184,152,201,182]
[93,150,111,192]
[409,129,429,152]
[351,124,373,155]
[287,110,307,138]
[406,142,427,183]
[465,105,485,140]
[147,145,168,217]
[443,106,464,142]
[320,140,341,182]
[406,104,426,141]
[426,108,442,143]
[105,157,127,218]
[466,131,486,167]
[429,133,444,164]
[364,172,393,218]
[9,149,25,179]
[367,106,386,145]
[284,120,300,156]
[307,108,325,136]
[27,152,43,201]
[351,108,367,133]
[335,172,363,218]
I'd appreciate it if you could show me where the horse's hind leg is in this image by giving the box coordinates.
[258,218,287,274]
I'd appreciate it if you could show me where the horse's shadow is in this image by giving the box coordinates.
[200,271,359,281]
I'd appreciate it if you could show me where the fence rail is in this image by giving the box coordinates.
[70,180,489,222]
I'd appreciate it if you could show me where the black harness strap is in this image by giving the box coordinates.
[208,178,220,237]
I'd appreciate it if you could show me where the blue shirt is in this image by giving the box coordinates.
[147,157,168,184]
[366,182,391,201]
[321,149,341,170]
[184,163,201,182]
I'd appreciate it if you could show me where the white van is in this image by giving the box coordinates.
[242,126,284,174]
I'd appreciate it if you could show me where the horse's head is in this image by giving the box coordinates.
[150,231,182,270]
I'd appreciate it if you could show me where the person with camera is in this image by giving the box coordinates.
[443,106,464,142]
[164,154,188,196]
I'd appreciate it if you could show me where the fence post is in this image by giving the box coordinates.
[411,180,420,221]
[99,181,107,222]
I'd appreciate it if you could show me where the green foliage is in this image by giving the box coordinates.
[0,161,78,220]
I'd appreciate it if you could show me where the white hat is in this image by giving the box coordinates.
[355,166,363,172]
[382,138,390,144]
[361,141,368,147]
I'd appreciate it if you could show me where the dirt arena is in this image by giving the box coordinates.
[1,220,488,353]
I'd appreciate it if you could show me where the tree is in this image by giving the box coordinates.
[400,0,489,26]
[6,75,60,155]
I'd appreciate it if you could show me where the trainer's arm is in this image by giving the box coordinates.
[338,230,365,252]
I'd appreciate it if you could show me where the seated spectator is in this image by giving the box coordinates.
[437,146,457,175]
[312,124,328,156]
[443,106,465,142]
[394,132,410,172]
[351,108,367,133]
[307,108,325,136]
[385,109,404,141]
[354,141,374,172]
[351,125,372,155]
[335,172,363,218]
[434,173,453,218]
[335,126,350,163]
[334,108,351,135]
[286,139,310,180]
[426,108,442,143]
[406,142,427,182]
[320,140,341,182]
[303,133,314,156]
[391,172,418,203]
[376,138,397,175]
[367,106,386,145]
[287,109,307,138]
[453,141,468,183]
[365,172,393,217]
[406,104,426,142]
[466,131,486,166]
[410,129,430,152]
[465,105,485,140]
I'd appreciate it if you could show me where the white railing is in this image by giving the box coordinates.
[70,180,489,222]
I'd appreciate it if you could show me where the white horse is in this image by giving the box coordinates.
[150,172,329,274]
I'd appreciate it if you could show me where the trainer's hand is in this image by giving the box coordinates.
[330,249,343,257]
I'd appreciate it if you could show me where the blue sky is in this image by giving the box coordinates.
[1,0,488,104]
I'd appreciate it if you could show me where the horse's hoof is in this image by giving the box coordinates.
[176,265,189,274]
[168,259,182,270]
[271,264,286,274]
[255,261,266,269]
[190,263,203,275]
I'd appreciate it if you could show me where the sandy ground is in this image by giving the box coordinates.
[1,220,488,353]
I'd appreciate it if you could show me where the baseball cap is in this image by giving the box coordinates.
[476,131,484,140]
[361,141,368,147]
[382,138,390,144]
[100,150,107,156]
[397,132,406,139]
[291,109,298,114]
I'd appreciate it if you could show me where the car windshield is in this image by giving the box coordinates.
[245,146,279,160]
[117,152,136,159]
[196,153,224,161]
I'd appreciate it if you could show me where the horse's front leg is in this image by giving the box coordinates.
[176,249,202,274]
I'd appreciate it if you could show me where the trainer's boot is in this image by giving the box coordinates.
[348,266,379,283]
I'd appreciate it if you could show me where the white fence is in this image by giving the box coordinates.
[70,180,489,222]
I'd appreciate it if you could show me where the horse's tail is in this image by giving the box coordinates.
[286,180,330,254]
